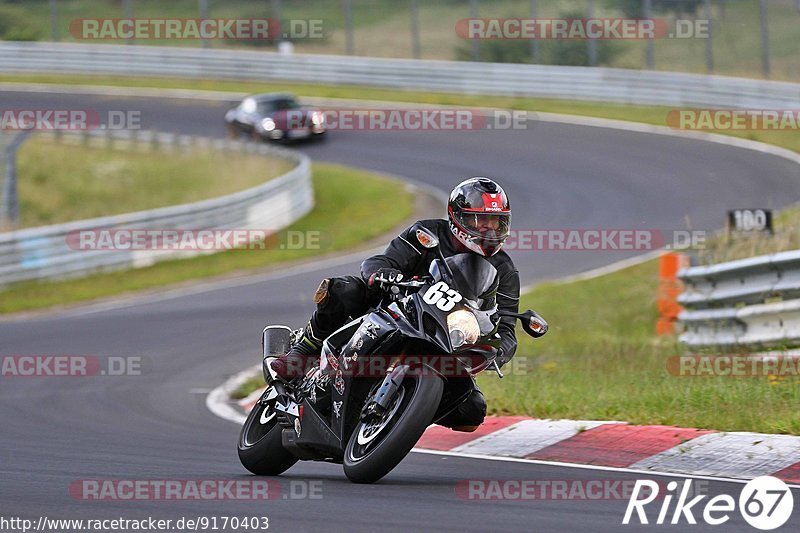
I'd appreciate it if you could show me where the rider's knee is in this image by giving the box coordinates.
[440,389,486,430]
[315,276,368,311]
[461,390,487,426]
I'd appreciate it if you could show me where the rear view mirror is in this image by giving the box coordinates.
[415,228,439,249]
[262,325,293,382]
[262,325,293,358]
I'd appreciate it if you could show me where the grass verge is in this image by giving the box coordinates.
[2,73,799,153]
[232,375,268,401]
[6,75,800,433]
[477,259,800,435]
[14,135,294,228]
[696,205,800,264]
[0,162,414,314]
[231,257,800,433]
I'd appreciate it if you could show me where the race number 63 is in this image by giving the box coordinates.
[422,281,463,311]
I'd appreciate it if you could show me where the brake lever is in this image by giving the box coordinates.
[491,359,504,378]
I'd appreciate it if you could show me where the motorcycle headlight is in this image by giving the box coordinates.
[447,309,480,348]
[261,118,276,131]
[311,111,324,125]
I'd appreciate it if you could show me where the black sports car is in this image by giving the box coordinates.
[225,93,326,142]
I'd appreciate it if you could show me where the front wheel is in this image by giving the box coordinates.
[238,391,297,475]
[343,373,443,484]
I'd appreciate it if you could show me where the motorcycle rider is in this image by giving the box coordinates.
[268,177,523,432]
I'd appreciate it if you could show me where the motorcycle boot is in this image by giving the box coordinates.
[266,323,323,382]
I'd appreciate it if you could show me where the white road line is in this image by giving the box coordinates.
[409,448,800,489]
[4,81,799,168]
[0,246,382,321]
[8,83,796,482]
[450,419,613,457]
[205,363,259,426]
[630,432,800,479]
[207,356,800,487]
[0,177,445,322]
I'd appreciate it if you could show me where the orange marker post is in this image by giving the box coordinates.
[656,252,688,335]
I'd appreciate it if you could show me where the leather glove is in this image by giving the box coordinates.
[367,267,403,290]
[495,348,511,369]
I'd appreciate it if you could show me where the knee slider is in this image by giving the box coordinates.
[313,278,330,305]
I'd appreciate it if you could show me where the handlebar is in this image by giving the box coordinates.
[391,279,428,288]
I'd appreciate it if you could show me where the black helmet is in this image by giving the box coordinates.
[447,177,511,257]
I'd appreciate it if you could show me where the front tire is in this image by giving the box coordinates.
[238,393,297,475]
[343,373,443,484]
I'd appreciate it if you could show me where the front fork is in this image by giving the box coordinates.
[360,363,409,422]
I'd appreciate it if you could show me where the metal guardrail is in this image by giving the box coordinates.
[0,130,313,285]
[678,251,800,350]
[0,133,12,225]
[1,42,799,109]
[0,131,32,226]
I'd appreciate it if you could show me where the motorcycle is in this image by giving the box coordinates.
[237,227,548,483]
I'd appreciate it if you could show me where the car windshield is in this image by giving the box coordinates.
[256,97,300,113]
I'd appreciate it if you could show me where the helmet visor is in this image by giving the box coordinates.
[455,212,510,242]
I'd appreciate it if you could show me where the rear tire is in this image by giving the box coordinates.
[238,394,297,475]
[343,374,443,484]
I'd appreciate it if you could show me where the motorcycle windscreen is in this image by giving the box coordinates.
[444,253,498,309]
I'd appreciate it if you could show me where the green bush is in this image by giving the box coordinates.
[609,0,703,18]
[544,38,623,67]
[455,10,624,67]
[0,4,42,41]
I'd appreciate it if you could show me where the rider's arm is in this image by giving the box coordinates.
[496,267,521,365]
[360,224,426,282]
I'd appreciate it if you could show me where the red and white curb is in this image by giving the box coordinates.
[416,417,800,486]
[212,371,800,487]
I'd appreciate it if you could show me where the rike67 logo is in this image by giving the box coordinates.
[623,476,794,530]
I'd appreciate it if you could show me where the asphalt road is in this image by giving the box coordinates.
[0,90,798,532]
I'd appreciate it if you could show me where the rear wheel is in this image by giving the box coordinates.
[343,373,443,484]
[237,391,297,475]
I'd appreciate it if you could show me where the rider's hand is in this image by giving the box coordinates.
[495,348,510,369]
[367,268,403,290]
